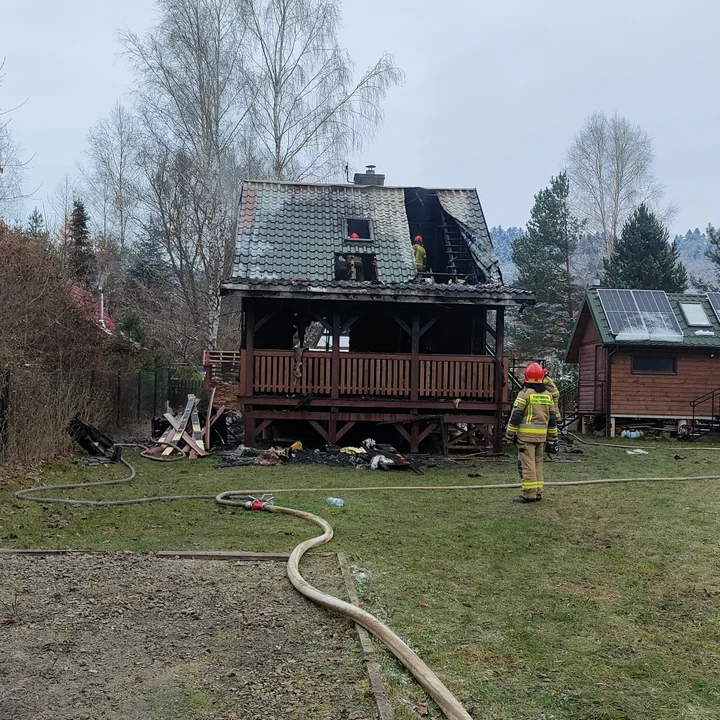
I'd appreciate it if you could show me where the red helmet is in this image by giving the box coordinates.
[413,235,423,244]
[524,362,545,383]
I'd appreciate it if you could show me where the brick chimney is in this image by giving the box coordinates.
[353,165,385,186]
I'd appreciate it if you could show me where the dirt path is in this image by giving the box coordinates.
[0,553,377,720]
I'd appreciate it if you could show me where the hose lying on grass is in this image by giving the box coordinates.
[218,493,474,720]
[13,447,720,720]
[568,431,720,451]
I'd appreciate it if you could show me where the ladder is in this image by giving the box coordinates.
[439,213,479,283]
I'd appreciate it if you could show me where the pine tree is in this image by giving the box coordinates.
[511,172,584,357]
[26,207,48,240]
[604,205,688,292]
[67,199,95,284]
[117,310,147,346]
[704,224,720,286]
[126,221,173,288]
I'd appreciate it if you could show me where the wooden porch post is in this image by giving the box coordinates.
[493,307,506,453]
[245,412,256,446]
[244,309,255,398]
[411,313,420,402]
[330,311,340,445]
[410,421,420,453]
[331,311,340,400]
[479,309,487,354]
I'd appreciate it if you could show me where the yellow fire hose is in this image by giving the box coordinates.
[13,443,720,720]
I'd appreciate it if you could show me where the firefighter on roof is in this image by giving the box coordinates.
[504,362,558,503]
[412,235,427,272]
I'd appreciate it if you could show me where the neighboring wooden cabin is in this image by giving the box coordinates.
[206,170,534,452]
[567,288,720,434]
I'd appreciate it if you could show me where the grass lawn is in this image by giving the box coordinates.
[2,440,720,719]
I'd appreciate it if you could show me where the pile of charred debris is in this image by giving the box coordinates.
[68,392,230,462]
[69,404,420,473]
[144,392,228,459]
[217,439,423,474]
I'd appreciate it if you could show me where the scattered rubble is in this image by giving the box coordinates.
[67,414,116,458]
[217,439,422,473]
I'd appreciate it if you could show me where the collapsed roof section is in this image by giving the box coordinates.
[227,179,505,291]
[435,189,502,283]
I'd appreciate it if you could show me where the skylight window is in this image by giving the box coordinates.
[346,219,373,241]
[679,302,711,327]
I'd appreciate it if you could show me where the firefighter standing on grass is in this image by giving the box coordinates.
[504,362,558,504]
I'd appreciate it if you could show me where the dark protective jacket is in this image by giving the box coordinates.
[506,382,559,444]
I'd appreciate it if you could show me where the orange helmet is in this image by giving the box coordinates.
[349,232,360,239]
[413,235,423,244]
[524,362,545,383]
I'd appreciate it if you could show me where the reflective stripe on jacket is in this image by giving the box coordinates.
[506,384,558,443]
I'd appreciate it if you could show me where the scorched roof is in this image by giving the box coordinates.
[225,180,503,287]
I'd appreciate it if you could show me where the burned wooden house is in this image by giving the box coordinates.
[205,168,534,452]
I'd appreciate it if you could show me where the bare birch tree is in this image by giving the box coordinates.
[106,0,402,357]
[47,174,75,251]
[83,102,140,250]
[119,0,254,350]
[244,0,404,180]
[0,59,27,219]
[566,112,663,257]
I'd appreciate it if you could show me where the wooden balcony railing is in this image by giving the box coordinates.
[419,354,498,399]
[203,350,242,383]
[205,349,508,403]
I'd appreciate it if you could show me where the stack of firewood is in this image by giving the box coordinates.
[144,390,225,460]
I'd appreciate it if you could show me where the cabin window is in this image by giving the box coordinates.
[631,356,676,374]
[334,253,377,282]
[346,218,373,241]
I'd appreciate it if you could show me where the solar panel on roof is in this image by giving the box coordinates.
[632,290,684,341]
[707,293,720,325]
[597,289,684,342]
[597,289,649,340]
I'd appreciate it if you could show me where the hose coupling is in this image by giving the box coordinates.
[245,499,269,511]
[244,494,275,511]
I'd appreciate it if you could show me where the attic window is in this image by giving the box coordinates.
[346,218,373,241]
[334,253,377,282]
[679,302,712,327]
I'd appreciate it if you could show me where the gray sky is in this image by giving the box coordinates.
[3,0,719,233]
